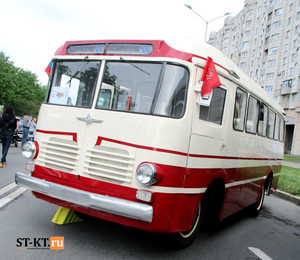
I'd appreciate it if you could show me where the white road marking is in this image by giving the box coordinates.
[0,182,17,196]
[0,186,27,208]
[248,247,273,260]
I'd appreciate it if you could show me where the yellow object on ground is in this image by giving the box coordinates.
[51,207,83,225]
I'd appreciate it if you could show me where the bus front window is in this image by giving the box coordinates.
[96,61,188,118]
[48,61,101,107]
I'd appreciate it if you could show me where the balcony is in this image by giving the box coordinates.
[280,87,291,95]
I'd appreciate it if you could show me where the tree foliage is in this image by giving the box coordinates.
[0,51,46,116]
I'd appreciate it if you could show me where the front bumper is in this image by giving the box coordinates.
[15,172,153,223]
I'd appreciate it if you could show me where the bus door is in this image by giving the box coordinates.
[185,70,229,190]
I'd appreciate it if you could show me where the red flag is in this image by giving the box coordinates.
[200,57,221,97]
[45,61,53,76]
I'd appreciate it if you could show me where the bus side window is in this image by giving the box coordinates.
[274,114,280,140]
[233,88,247,131]
[279,117,285,142]
[267,109,275,139]
[199,87,226,125]
[258,103,268,137]
[246,96,259,134]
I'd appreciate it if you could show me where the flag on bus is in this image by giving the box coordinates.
[200,57,221,97]
[45,61,53,76]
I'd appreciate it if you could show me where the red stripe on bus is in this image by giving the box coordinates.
[96,136,282,162]
[36,129,77,142]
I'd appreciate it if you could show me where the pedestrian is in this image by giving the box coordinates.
[22,112,31,146]
[28,117,37,142]
[0,105,17,168]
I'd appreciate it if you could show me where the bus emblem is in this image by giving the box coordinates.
[76,114,103,125]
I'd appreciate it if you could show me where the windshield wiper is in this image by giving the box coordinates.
[67,56,89,85]
[120,57,150,76]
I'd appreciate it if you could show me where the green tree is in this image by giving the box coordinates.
[0,51,46,116]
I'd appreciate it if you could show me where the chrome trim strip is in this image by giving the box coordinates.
[15,172,153,222]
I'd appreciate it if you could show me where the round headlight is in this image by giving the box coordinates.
[136,163,156,185]
[22,142,36,159]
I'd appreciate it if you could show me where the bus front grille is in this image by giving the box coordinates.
[39,138,80,173]
[84,146,135,184]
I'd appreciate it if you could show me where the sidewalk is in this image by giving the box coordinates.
[282,161,300,169]
[274,161,300,206]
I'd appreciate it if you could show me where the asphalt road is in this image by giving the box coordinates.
[0,147,300,259]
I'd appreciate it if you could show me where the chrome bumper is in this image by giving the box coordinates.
[15,172,153,222]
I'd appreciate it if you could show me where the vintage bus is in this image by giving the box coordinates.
[16,39,285,249]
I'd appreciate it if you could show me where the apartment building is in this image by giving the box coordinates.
[208,0,300,155]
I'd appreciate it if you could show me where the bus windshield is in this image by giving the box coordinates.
[48,60,188,118]
[97,61,188,118]
[48,60,101,107]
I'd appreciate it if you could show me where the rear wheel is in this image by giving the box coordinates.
[249,186,265,217]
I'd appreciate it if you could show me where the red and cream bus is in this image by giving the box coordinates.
[16,39,284,249]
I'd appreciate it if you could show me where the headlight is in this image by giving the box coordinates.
[22,142,36,159]
[136,163,156,185]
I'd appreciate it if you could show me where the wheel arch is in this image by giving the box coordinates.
[264,171,274,196]
[201,178,226,225]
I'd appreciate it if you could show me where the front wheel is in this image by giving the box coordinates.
[168,205,202,250]
[249,186,265,217]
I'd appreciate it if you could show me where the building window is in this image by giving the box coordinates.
[267,72,275,80]
[265,85,273,93]
[273,21,281,29]
[246,20,252,27]
[244,30,251,37]
[282,79,293,88]
[243,41,250,48]
[268,12,273,21]
[269,47,278,54]
[240,62,246,68]
[271,33,280,41]
[283,57,287,65]
[275,8,283,16]
[241,51,248,58]
[268,59,276,67]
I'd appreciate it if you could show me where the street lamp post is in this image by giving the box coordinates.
[185,4,231,42]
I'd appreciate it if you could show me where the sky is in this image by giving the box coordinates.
[0,0,244,85]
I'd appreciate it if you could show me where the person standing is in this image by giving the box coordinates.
[0,105,17,168]
[22,112,31,146]
[28,117,37,141]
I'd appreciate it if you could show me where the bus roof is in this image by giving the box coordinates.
[54,38,284,116]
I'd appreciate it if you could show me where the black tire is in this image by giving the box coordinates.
[249,186,265,217]
[168,205,202,250]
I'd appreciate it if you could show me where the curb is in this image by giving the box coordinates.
[273,190,300,206]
